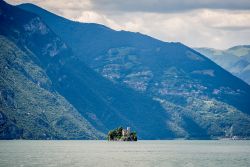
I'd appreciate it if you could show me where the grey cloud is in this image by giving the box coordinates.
[213,26,250,31]
[90,0,250,13]
[5,0,250,49]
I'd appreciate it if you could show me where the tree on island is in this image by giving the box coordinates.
[108,127,137,141]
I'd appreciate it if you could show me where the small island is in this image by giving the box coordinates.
[108,127,137,141]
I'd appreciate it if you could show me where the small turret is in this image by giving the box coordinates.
[108,127,137,141]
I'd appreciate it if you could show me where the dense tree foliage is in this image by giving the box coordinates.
[108,127,137,141]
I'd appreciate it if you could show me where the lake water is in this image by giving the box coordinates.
[0,140,250,167]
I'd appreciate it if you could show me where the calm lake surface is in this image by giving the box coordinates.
[0,140,250,167]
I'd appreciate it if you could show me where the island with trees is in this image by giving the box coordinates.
[108,127,137,141]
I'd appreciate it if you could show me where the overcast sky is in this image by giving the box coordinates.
[6,0,250,49]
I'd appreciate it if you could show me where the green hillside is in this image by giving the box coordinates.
[18,2,250,139]
[0,35,103,139]
[1,0,250,140]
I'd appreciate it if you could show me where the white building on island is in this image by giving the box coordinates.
[122,127,130,136]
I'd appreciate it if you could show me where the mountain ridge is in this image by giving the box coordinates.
[0,35,104,139]
[195,45,250,85]
[1,0,174,139]
[17,2,250,139]
[19,3,250,112]
[0,0,250,139]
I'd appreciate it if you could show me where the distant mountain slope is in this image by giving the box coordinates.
[195,46,250,85]
[0,1,174,139]
[19,3,250,139]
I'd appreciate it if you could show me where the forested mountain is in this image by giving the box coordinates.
[0,1,172,139]
[1,1,250,139]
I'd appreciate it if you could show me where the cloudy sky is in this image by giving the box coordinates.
[6,0,250,49]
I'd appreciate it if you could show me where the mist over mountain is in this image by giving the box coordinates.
[0,1,250,139]
[195,46,250,85]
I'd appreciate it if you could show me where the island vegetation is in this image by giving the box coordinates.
[108,127,137,141]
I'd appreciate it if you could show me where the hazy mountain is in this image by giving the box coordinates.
[0,1,174,139]
[195,46,250,85]
[18,3,250,139]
